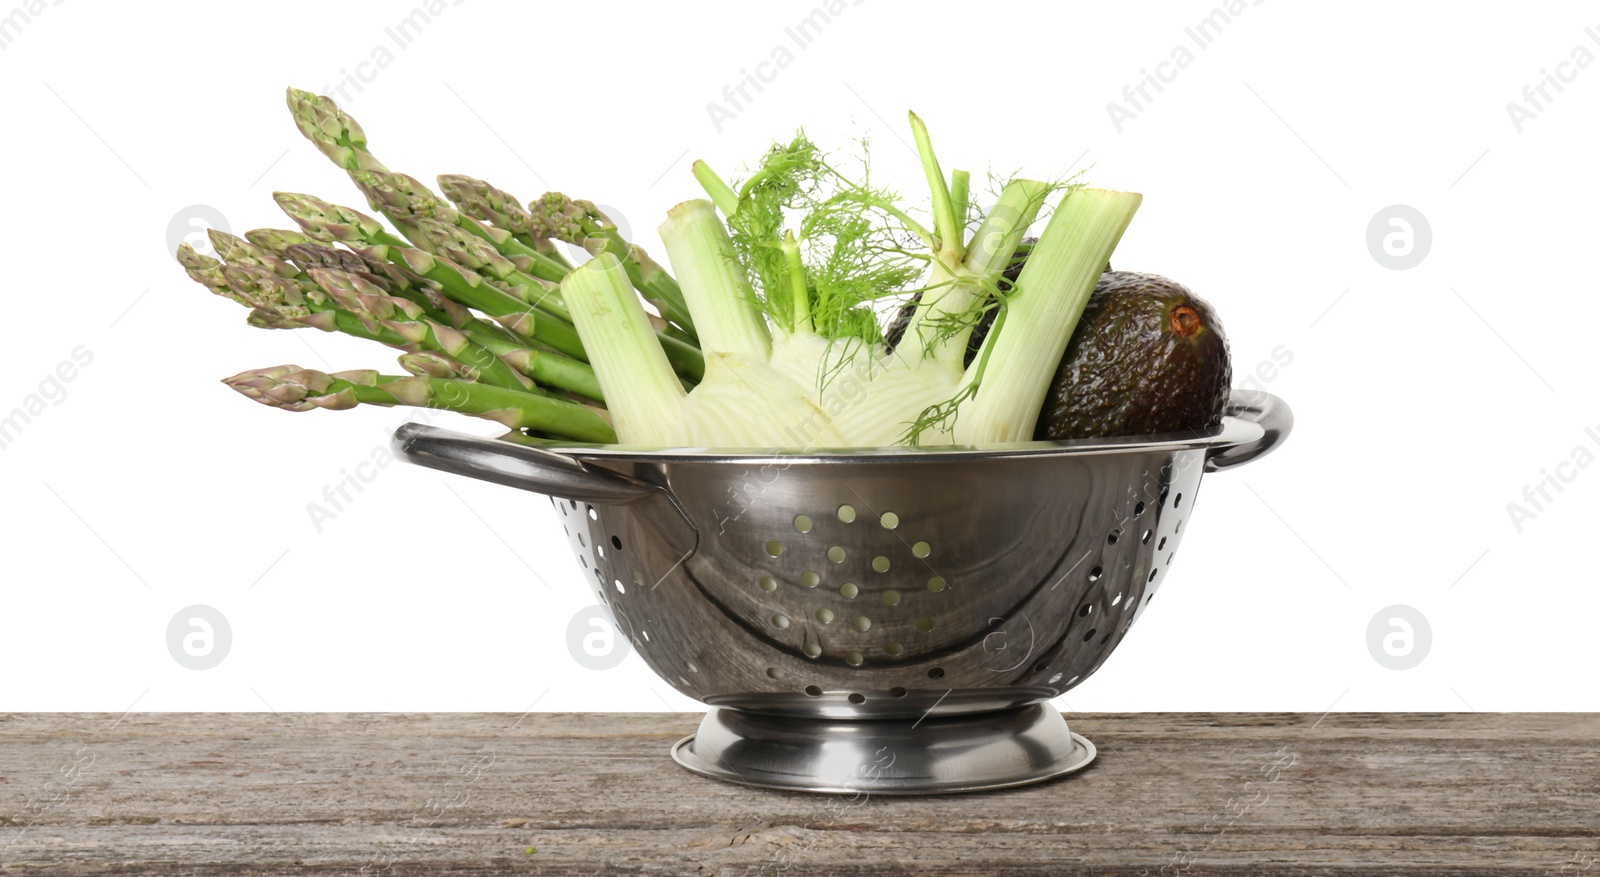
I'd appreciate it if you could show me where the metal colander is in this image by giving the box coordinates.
[394,389,1291,794]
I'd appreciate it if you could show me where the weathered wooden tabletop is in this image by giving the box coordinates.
[1,712,1595,875]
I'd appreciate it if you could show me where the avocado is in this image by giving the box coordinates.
[1035,271,1231,440]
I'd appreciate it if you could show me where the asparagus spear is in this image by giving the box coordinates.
[274,191,706,382]
[379,223,705,380]
[350,168,571,283]
[284,89,695,338]
[398,352,479,381]
[272,192,409,247]
[436,173,572,267]
[306,268,537,393]
[282,90,559,275]
[285,88,387,173]
[206,229,301,280]
[246,309,302,330]
[182,241,607,401]
[403,214,570,316]
[529,191,696,340]
[176,244,246,304]
[223,365,616,442]
[344,241,589,363]
[271,193,585,356]
[244,227,313,256]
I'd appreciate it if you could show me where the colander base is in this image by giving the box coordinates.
[671,704,1095,795]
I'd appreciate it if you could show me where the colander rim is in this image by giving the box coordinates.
[504,415,1263,465]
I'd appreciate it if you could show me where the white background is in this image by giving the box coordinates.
[1,0,1593,714]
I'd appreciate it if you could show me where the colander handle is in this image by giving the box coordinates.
[1206,390,1293,472]
[391,423,660,505]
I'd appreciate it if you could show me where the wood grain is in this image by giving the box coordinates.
[1,712,1595,875]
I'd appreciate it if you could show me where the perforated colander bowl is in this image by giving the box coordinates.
[394,389,1291,794]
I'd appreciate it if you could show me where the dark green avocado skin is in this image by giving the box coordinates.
[1035,271,1231,441]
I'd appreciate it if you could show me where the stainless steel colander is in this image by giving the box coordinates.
[393,389,1291,794]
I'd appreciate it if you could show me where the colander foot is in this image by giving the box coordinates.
[671,704,1095,795]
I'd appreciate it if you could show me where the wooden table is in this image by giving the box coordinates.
[1,712,1595,874]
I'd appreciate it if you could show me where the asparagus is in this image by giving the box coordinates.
[206,229,301,280]
[184,238,609,402]
[272,192,408,247]
[275,136,703,377]
[436,173,572,267]
[176,244,245,304]
[350,168,571,284]
[346,241,590,364]
[244,228,313,256]
[403,215,571,317]
[284,90,565,275]
[189,87,720,438]
[246,308,301,330]
[284,89,696,341]
[271,193,595,365]
[223,365,616,442]
[307,268,536,393]
[310,267,603,402]
[398,352,478,381]
[529,191,696,340]
[285,88,387,173]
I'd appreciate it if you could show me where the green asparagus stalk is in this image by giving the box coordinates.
[243,228,313,256]
[273,192,409,247]
[284,90,694,340]
[285,90,561,280]
[529,192,696,340]
[176,244,246,304]
[348,242,587,362]
[184,242,607,402]
[350,168,571,283]
[403,215,570,316]
[206,229,301,280]
[275,189,705,384]
[223,365,616,442]
[246,308,302,330]
[307,267,602,401]
[435,173,572,267]
[307,268,536,393]
[271,193,597,364]
[285,88,388,173]
[398,352,478,381]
